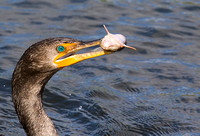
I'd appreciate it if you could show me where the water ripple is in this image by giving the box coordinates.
[1,0,200,135]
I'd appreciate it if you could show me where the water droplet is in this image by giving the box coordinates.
[79,106,82,110]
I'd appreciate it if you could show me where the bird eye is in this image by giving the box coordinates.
[57,45,65,52]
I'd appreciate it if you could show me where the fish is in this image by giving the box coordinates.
[100,25,136,51]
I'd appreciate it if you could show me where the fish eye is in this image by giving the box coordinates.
[57,45,65,52]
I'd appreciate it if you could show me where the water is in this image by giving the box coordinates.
[0,0,200,135]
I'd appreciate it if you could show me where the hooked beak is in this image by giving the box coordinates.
[54,39,111,68]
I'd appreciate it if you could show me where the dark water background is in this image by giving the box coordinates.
[0,0,200,135]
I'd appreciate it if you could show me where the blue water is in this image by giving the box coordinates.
[0,0,200,135]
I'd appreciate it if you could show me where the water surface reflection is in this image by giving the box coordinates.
[0,0,200,135]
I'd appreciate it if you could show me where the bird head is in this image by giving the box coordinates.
[18,37,111,73]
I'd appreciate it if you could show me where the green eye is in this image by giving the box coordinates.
[57,45,65,52]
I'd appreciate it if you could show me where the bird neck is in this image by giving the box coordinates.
[12,67,59,136]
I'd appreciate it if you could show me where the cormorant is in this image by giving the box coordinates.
[12,37,111,136]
